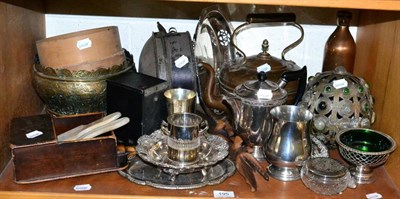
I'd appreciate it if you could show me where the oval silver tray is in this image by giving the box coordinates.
[118,156,235,190]
[136,130,229,172]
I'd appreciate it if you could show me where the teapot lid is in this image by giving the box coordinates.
[234,72,287,106]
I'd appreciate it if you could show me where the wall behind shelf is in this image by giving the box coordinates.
[45,14,357,78]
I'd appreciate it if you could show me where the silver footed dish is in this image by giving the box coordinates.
[136,129,229,173]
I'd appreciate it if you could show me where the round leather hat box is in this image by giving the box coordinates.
[36,26,123,71]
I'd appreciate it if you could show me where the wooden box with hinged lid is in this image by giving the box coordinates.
[9,113,126,184]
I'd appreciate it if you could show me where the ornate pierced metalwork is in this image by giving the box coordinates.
[299,66,375,147]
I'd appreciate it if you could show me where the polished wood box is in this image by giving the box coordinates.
[10,113,123,184]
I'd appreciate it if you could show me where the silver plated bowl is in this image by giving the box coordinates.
[136,130,229,173]
[336,128,396,184]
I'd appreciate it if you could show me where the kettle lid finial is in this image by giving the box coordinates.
[262,39,269,54]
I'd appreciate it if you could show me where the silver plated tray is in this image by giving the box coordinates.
[118,156,235,190]
[136,130,229,173]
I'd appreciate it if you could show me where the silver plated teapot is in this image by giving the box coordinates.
[203,64,307,160]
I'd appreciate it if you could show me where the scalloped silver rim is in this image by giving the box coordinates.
[136,130,229,171]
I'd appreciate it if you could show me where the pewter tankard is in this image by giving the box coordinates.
[264,105,313,181]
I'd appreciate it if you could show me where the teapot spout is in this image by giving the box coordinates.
[201,62,230,114]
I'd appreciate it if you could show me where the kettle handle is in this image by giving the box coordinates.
[278,66,307,105]
[231,13,304,62]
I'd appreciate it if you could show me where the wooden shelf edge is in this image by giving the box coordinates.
[0,0,45,13]
[0,191,214,199]
[3,0,400,12]
[165,0,400,11]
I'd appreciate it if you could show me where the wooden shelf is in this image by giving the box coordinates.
[1,1,400,198]
[167,0,400,11]
[1,152,399,199]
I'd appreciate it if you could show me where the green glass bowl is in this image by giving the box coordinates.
[336,128,396,167]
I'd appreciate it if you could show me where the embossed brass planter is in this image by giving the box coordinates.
[33,62,133,115]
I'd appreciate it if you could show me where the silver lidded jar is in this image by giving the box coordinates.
[301,157,356,195]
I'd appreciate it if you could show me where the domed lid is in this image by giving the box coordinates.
[218,39,301,94]
[234,71,287,106]
[306,157,347,178]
